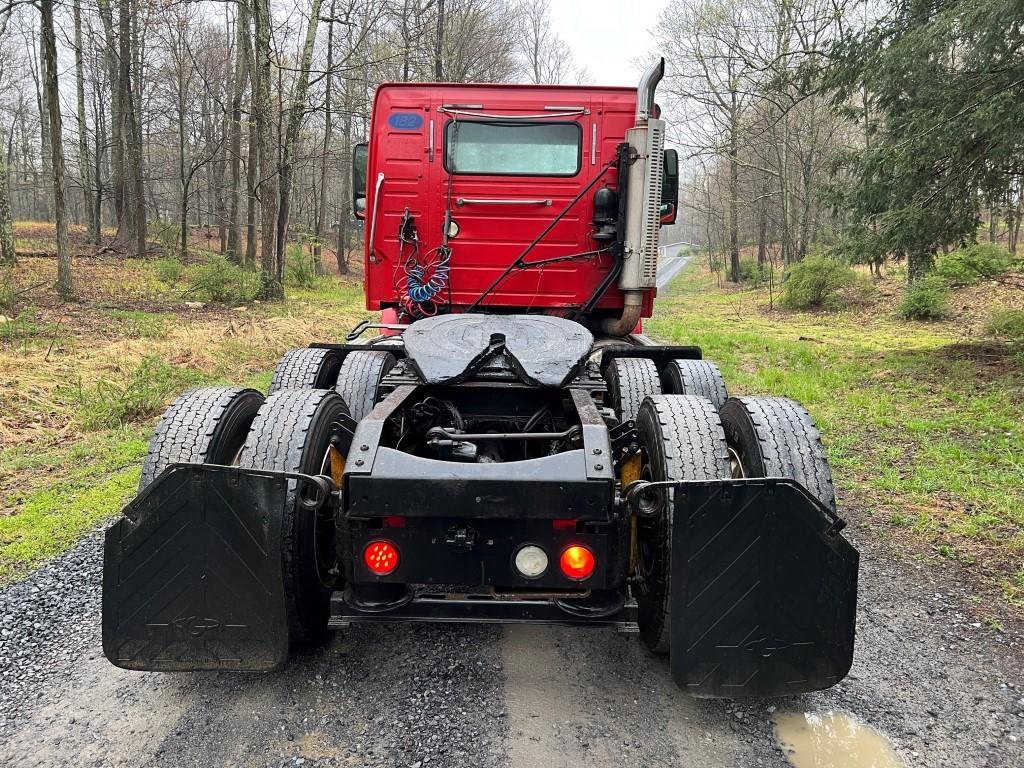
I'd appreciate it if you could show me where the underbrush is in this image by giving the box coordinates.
[188,255,260,304]
[0,271,13,312]
[286,244,320,289]
[154,257,184,286]
[899,276,950,320]
[934,243,1017,286]
[779,255,857,309]
[62,356,206,430]
[985,309,1024,362]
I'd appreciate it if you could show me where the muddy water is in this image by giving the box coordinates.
[773,711,905,768]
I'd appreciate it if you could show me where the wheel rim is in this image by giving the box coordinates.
[728,446,746,479]
[632,456,662,597]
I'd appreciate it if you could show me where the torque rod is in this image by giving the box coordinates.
[426,426,582,442]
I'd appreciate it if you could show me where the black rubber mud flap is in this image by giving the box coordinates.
[102,464,292,671]
[669,479,858,698]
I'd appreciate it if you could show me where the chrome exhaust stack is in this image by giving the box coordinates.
[602,58,666,336]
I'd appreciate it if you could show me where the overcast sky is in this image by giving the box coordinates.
[547,0,668,87]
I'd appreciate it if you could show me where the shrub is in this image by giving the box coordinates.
[984,309,1024,347]
[934,243,1016,286]
[738,258,771,285]
[150,218,181,256]
[286,244,319,289]
[898,276,949,320]
[190,256,259,304]
[154,257,183,286]
[778,256,856,309]
[69,357,204,430]
[0,271,14,313]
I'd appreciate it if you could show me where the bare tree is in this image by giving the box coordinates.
[0,10,15,265]
[274,0,322,281]
[73,0,98,244]
[226,0,251,262]
[39,0,70,298]
[251,0,280,298]
[516,0,571,84]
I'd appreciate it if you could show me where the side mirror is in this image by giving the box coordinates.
[352,143,368,220]
[660,148,679,225]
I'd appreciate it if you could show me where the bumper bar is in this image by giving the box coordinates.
[330,593,639,632]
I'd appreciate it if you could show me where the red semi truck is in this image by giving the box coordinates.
[102,60,858,698]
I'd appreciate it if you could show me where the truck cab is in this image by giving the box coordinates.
[352,76,678,331]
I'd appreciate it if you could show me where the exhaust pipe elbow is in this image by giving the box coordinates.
[636,57,665,124]
[600,291,643,337]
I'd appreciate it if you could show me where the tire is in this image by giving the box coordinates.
[268,347,344,395]
[238,389,351,645]
[335,350,396,421]
[661,359,728,410]
[604,357,661,424]
[719,396,836,512]
[139,387,264,492]
[633,395,731,654]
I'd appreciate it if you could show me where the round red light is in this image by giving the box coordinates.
[560,545,595,581]
[363,540,399,576]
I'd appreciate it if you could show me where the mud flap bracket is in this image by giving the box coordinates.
[102,464,324,671]
[668,479,858,698]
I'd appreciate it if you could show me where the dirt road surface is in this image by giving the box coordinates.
[1,514,1022,768]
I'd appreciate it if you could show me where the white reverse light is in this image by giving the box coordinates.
[514,545,548,579]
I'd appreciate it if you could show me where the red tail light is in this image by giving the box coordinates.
[363,540,399,575]
[560,545,595,581]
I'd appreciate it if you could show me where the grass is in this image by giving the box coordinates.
[0,429,148,581]
[648,262,1024,598]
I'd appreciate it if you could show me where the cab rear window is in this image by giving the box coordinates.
[444,121,581,176]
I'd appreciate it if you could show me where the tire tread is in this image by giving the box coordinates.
[139,386,263,491]
[268,348,342,395]
[335,350,395,421]
[720,396,836,512]
[605,357,661,423]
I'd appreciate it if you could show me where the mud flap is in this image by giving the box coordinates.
[102,464,295,671]
[669,479,858,698]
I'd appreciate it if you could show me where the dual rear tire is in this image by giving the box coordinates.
[631,390,836,654]
[270,347,395,420]
[141,386,351,647]
[603,357,729,424]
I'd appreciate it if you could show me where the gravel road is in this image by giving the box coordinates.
[1,509,1022,768]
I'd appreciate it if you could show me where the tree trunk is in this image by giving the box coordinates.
[907,249,933,282]
[728,104,740,283]
[252,0,282,299]
[73,1,98,245]
[226,0,251,263]
[176,30,188,259]
[315,0,336,276]
[41,0,72,299]
[37,25,52,222]
[245,114,259,266]
[97,0,124,232]
[118,0,143,250]
[0,127,14,265]
[274,0,322,284]
[435,0,446,80]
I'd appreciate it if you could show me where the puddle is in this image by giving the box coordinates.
[773,711,905,768]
